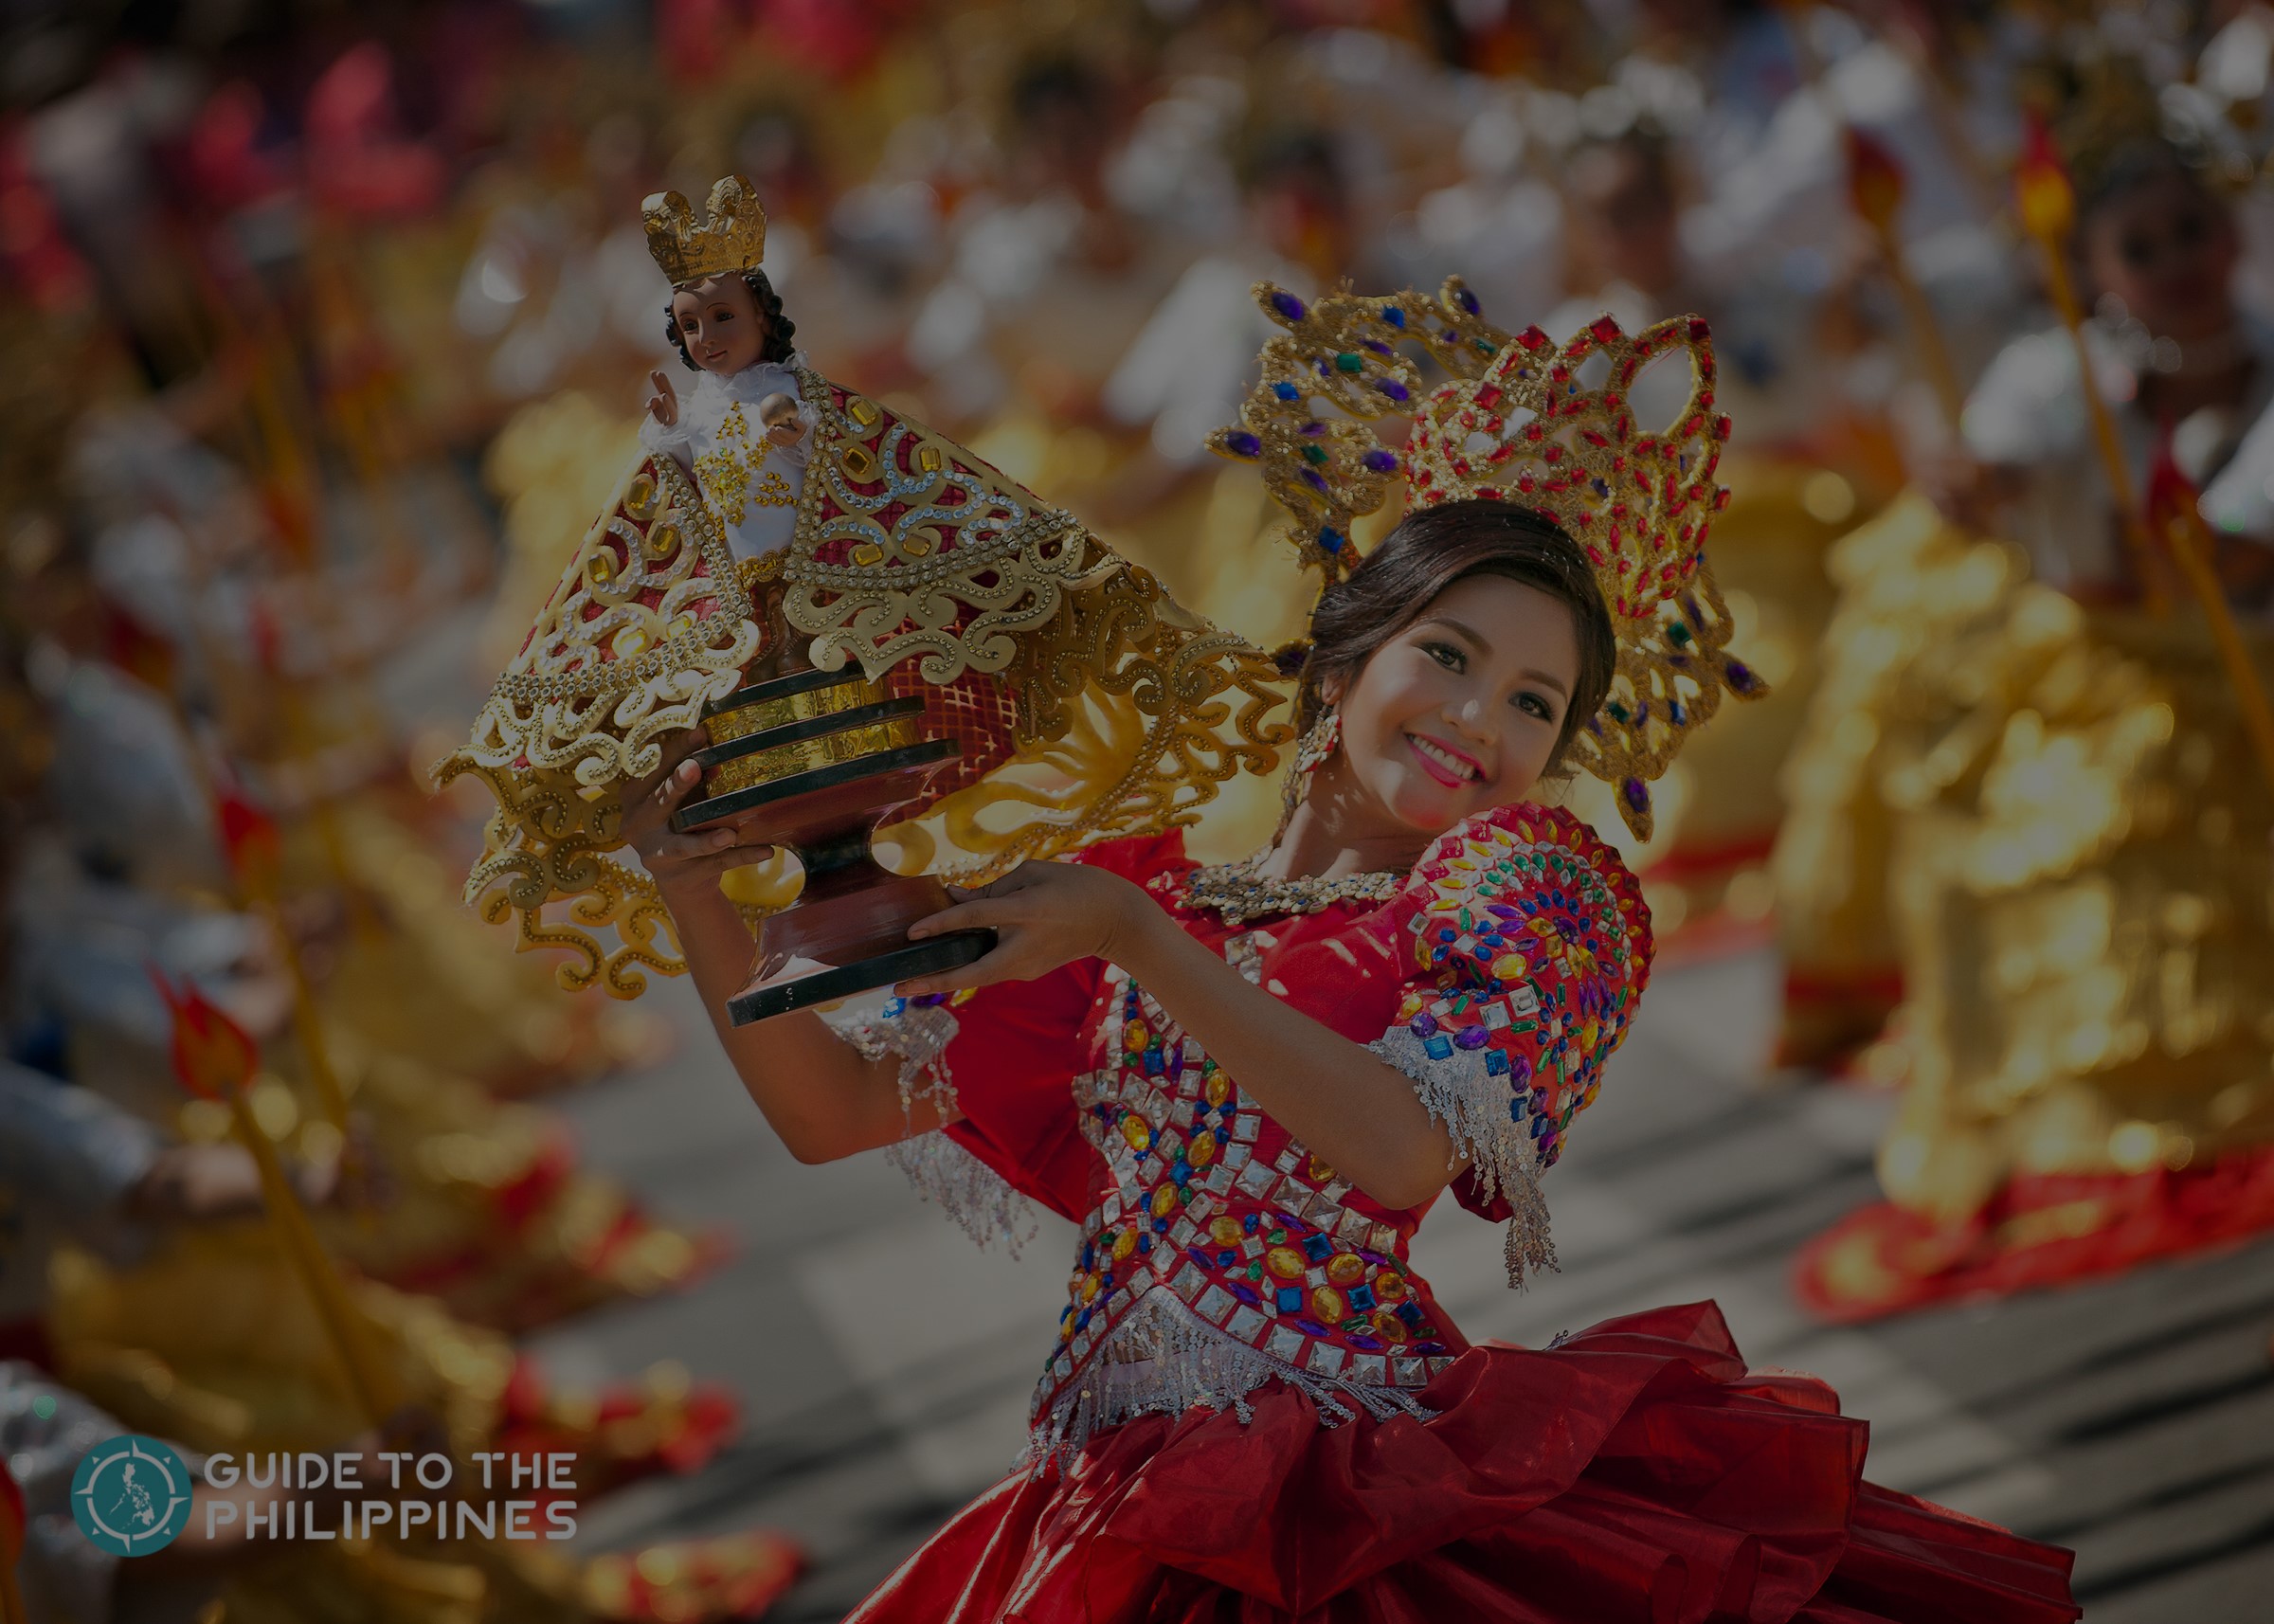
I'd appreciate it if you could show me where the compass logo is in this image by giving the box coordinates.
[71,1435,193,1557]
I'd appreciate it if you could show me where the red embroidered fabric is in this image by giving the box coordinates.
[837,808,2079,1622]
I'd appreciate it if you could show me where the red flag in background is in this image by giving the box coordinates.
[150,966,260,1102]
[1844,126,1905,237]
[213,780,284,899]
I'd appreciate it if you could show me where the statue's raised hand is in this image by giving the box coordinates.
[645,368,679,427]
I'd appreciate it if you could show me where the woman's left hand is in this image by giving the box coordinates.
[897,861,1150,997]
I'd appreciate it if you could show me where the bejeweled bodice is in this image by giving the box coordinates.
[1030,940,1460,1462]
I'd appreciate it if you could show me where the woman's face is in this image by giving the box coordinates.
[2084,179,2237,342]
[1315,573,1583,839]
[670,273,767,374]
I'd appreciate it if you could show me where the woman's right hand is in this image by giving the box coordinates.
[645,368,679,427]
[620,727,775,893]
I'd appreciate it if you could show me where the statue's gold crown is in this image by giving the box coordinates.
[1209,279,1761,839]
[642,175,768,285]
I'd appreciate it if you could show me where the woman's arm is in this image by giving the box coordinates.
[903,865,1462,1208]
[623,732,948,1162]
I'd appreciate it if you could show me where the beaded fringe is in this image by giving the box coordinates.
[1020,1284,1435,1478]
[819,998,1036,1253]
[1368,1027,1558,1289]
[820,996,961,1110]
[885,1132,1037,1257]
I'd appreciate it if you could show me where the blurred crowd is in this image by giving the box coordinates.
[6,0,2274,1619]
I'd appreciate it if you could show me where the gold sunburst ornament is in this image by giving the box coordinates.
[1208,279,1766,839]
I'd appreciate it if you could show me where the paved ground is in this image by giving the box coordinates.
[519,945,2274,1622]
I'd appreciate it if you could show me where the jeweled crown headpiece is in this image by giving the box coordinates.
[642,174,768,286]
[1209,278,1763,839]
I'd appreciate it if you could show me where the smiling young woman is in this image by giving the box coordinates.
[620,485,2078,1624]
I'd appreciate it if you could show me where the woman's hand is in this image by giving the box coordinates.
[646,369,679,427]
[619,726,775,893]
[898,861,1152,997]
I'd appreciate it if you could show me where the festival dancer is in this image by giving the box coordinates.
[607,277,2081,1620]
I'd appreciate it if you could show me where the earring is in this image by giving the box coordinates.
[1275,705,1342,836]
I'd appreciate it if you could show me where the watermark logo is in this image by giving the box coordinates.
[71,1435,192,1557]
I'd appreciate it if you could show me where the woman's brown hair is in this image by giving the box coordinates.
[1297,498,1615,775]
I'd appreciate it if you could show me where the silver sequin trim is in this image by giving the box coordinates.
[820,998,1035,1253]
[1021,1284,1434,1476]
[1367,1025,1557,1289]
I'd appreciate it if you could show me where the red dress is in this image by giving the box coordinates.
[826,806,2079,1624]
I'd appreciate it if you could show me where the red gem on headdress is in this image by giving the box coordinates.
[1475,384,1502,407]
[1476,487,1502,500]
[1698,388,1716,409]
[1715,487,1732,510]
[1580,429,1607,448]
[1516,476,1536,494]
[1549,365,1570,384]
[1517,327,1549,352]
[1586,544,1606,566]
[1523,424,1543,442]
[1543,446,1562,463]
[1589,316,1622,343]
[1687,316,1710,340]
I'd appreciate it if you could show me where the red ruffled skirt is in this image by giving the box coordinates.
[846,1303,2077,1624]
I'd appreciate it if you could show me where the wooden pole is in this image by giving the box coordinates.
[223,1086,401,1422]
[2155,486,2274,803]
[2031,247,2169,612]
[2013,124,2171,613]
[155,975,400,1425]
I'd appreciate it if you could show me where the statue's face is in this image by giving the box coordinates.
[670,273,767,375]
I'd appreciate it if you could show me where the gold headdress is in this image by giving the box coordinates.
[1209,279,1762,839]
[642,175,768,285]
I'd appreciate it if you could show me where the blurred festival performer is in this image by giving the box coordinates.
[609,270,2079,1619]
[1934,133,2274,602]
[1785,84,2274,1319]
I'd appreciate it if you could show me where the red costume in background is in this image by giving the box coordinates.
[827,806,2079,1623]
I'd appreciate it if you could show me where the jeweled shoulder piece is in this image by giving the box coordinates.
[1210,280,1766,839]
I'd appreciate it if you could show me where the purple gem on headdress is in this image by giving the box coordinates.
[1376,379,1410,402]
[1301,468,1330,493]
[1272,291,1308,321]
[1453,1025,1490,1052]
[1725,660,1758,694]
[1621,778,1651,814]
[1317,526,1345,552]
[1363,339,1393,355]
[1410,1011,1438,1038]
[1300,420,1326,436]
[1224,431,1262,458]
[1362,449,1398,473]
[1455,287,1480,315]
[1273,382,1303,403]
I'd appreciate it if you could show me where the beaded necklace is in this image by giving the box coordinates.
[1176,851,1406,929]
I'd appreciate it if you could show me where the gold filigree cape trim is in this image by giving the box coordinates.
[441,374,1293,997]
